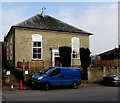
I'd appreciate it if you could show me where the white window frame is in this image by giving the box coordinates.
[72,37,80,59]
[32,34,42,60]
[10,36,13,60]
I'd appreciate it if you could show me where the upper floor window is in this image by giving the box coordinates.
[32,34,42,60]
[72,37,80,59]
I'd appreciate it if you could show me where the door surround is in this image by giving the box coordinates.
[51,47,60,67]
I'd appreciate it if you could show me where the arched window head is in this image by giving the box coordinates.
[32,34,42,60]
[32,34,42,41]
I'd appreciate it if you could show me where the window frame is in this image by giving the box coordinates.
[32,34,42,60]
[72,37,80,59]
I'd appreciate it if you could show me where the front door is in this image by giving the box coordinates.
[51,48,60,67]
[55,57,60,67]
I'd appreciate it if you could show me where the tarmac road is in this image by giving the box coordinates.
[2,84,119,102]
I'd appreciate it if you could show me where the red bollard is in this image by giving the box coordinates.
[19,80,24,90]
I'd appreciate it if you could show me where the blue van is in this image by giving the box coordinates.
[31,66,81,90]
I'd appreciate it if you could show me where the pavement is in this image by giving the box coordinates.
[2,82,101,92]
[2,71,101,91]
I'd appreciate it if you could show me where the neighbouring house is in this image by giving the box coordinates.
[93,46,120,67]
[4,12,92,71]
[99,46,120,60]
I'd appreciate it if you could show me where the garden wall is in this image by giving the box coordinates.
[88,67,120,83]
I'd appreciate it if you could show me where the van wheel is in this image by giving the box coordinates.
[44,83,50,91]
[73,82,78,89]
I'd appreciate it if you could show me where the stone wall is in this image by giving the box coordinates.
[88,67,120,83]
[14,28,90,68]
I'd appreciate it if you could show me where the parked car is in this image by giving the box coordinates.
[103,74,120,86]
[31,66,81,90]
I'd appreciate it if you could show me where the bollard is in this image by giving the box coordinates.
[19,80,24,90]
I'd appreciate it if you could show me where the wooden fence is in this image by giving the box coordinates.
[92,60,120,68]
[17,61,44,71]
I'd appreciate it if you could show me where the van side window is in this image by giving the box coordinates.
[50,68,61,76]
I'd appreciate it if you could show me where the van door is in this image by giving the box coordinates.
[49,68,61,86]
[60,69,74,85]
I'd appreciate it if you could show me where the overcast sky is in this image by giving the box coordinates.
[0,1,119,55]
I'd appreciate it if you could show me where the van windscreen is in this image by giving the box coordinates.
[39,67,54,74]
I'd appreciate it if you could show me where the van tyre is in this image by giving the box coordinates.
[73,82,78,89]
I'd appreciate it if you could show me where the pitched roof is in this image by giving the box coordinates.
[13,14,92,35]
[99,47,120,56]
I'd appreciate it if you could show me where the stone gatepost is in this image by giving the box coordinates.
[103,66,106,77]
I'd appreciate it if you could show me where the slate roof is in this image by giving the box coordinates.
[12,14,92,35]
[99,47,120,56]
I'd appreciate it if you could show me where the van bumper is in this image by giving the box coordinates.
[31,78,45,86]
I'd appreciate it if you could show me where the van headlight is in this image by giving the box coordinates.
[38,77,43,80]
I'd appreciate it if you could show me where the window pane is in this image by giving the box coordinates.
[33,48,37,53]
[77,54,80,58]
[38,54,41,59]
[38,48,41,53]
[32,41,42,59]
[33,42,36,47]
[51,68,61,76]
[33,42,41,47]
[73,54,76,58]
[38,42,41,47]
[33,54,37,58]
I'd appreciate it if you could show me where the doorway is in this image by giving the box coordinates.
[51,47,60,67]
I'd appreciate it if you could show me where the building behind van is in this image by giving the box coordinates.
[31,66,81,90]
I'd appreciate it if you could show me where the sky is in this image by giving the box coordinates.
[0,1,119,55]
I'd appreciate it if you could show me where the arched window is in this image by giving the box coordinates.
[32,34,42,60]
[72,37,80,59]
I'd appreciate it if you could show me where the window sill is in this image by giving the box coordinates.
[32,59,43,61]
[72,58,80,60]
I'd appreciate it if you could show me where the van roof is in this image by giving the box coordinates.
[51,66,80,69]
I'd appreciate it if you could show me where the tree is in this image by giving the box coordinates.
[80,47,91,79]
[59,46,71,67]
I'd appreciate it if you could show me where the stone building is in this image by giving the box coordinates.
[0,42,3,67]
[4,12,92,70]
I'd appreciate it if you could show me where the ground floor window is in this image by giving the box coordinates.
[32,34,42,60]
[32,42,42,60]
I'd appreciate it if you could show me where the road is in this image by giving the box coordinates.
[2,85,119,102]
